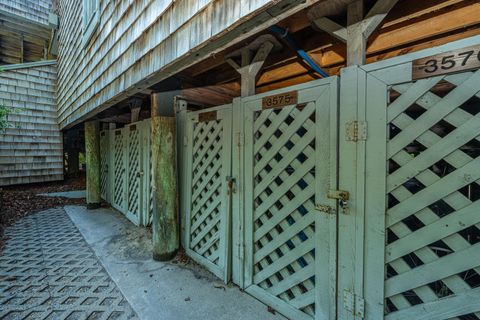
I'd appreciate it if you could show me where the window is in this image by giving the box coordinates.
[82,0,99,46]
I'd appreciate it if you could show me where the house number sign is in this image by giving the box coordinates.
[413,44,480,80]
[262,91,298,109]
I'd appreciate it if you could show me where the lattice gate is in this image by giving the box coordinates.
[125,122,143,225]
[101,120,152,227]
[100,130,110,202]
[241,79,339,320]
[184,104,233,281]
[112,128,127,213]
[354,37,480,320]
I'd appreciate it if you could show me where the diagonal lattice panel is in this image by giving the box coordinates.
[100,131,109,201]
[189,120,224,265]
[113,130,126,211]
[251,103,317,318]
[384,70,480,319]
[126,125,141,222]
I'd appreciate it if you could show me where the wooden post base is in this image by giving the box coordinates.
[150,112,179,262]
[153,250,177,262]
[85,120,101,207]
[86,203,101,210]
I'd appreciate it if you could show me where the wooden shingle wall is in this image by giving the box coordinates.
[0,0,53,25]
[56,0,313,129]
[0,62,63,186]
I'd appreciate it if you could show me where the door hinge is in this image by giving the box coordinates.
[346,121,367,142]
[183,136,188,147]
[344,290,365,318]
[237,133,244,147]
[315,204,335,214]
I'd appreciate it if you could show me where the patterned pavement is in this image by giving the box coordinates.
[0,208,137,320]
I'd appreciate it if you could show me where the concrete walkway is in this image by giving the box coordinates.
[0,207,137,320]
[37,190,86,199]
[65,205,286,320]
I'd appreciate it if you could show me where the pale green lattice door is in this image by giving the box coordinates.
[184,105,233,282]
[242,78,339,320]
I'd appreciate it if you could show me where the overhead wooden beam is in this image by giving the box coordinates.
[313,17,347,42]
[181,82,240,107]
[311,0,399,65]
[362,0,400,38]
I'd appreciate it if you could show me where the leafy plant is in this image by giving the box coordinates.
[0,106,22,133]
[0,67,23,133]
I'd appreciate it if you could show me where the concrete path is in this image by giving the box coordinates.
[0,207,137,320]
[65,205,286,320]
[37,190,86,199]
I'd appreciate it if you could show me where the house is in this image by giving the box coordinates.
[1,0,480,319]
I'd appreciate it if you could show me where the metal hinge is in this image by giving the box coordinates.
[237,133,244,147]
[183,136,188,147]
[344,290,365,318]
[315,204,335,214]
[346,121,367,142]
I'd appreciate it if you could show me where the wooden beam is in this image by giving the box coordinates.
[362,0,400,38]
[84,120,101,209]
[313,17,347,42]
[227,41,274,97]
[151,93,179,261]
[128,97,143,123]
[345,0,399,65]
[368,1,480,54]
[347,0,363,25]
[181,82,240,107]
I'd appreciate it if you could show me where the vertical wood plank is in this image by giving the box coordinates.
[363,73,388,319]
[338,66,363,320]
[231,97,245,287]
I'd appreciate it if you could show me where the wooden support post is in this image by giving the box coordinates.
[346,0,366,65]
[227,41,274,97]
[84,120,101,209]
[311,0,399,66]
[151,92,179,261]
[128,97,143,123]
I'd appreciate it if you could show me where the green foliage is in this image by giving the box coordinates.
[0,67,23,133]
[0,105,22,133]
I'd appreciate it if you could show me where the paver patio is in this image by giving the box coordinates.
[0,207,137,320]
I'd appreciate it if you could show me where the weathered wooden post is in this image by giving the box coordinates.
[84,120,101,209]
[151,92,179,261]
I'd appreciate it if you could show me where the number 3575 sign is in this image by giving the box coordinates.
[413,44,480,80]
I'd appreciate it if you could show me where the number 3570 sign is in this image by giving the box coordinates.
[413,44,480,80]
